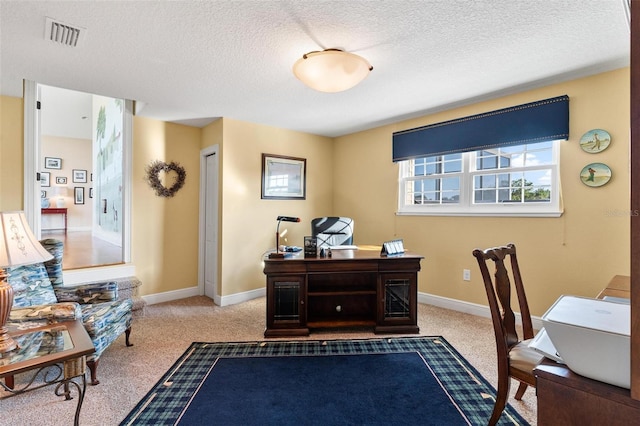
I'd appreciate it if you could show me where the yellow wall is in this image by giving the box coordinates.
[131,117,201,295]
[208,117,333,296]
[333,68,630,316]
[0,96,24,210]
[0,68,630,312]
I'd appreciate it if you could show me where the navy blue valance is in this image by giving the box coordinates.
[392,95,569,162]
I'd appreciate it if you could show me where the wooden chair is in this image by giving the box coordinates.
[472,243,543,425]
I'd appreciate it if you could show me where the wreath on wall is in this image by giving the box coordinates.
[145,160,187,198]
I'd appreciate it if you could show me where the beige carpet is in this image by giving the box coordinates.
[1,296,537,425]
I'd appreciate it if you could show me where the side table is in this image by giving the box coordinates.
[0,320,95,426]
[41,208,68,233]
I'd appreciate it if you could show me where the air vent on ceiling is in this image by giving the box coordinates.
[45,17,86,47]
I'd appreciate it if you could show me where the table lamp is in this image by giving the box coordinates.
[268,215,300,259]
[52,186,70,207]
[0,211,53,353]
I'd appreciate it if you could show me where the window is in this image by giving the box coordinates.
[398,140,561,217]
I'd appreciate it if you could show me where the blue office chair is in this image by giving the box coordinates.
[311,217,354,248]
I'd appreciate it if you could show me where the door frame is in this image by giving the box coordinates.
[198,144,220,304]
[23,80,135,283]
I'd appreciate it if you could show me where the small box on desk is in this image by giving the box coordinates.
[304,236,317,258]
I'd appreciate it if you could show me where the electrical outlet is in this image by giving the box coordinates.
[463,269,471,281]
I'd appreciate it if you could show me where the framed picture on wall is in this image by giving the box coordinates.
[45,157,62,169]
[56,176,67,184]
[40,172,50,187]
[74,187,85,205]
[261,153,306,200]
[73,169,87,183]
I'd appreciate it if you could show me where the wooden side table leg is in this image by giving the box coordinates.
[5,375,14,389]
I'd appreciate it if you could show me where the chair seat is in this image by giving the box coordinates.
[81,298,134,337]
[509,339,544,374]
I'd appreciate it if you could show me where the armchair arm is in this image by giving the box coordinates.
[54,281,118,304]
[9,302,82,323]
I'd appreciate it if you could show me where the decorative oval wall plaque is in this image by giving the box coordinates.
[579,129,611,153]
[580,162,611,187]
[145,160,186,197]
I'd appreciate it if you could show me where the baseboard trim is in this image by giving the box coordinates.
[419,291,543,330]
[217,287,266,307]
[143,286,200,305]
[142,286,267,307]
[141,287,542,329]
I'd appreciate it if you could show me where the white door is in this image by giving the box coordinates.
[203,150,219,300]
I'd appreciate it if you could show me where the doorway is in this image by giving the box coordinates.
[24,80,133,273]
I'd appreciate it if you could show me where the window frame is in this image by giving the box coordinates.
[397,140,562,217]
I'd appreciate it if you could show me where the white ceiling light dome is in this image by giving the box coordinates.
[293,49,373,93]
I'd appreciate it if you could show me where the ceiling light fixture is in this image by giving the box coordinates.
[293,49,373,93]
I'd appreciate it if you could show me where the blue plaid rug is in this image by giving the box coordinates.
[120,336,529,426]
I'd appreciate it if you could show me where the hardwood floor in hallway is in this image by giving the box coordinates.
[42,230,123,270]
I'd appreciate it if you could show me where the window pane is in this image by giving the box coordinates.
[442,191,459,203]
[423,192,440,203]
[477,154,497,170]
[443,154,462,173]
[426,163,438,175]
[422,179,438,191]
[442,177,459,190]
[527,149,552,165]
[475,174,496,189]
[498,173,511,188]
[443,153,462,161]
[443,159,462,173]
[475,189,496,203]
[399,140,558,213]
[500,145,523,154]
[523,170,551,201]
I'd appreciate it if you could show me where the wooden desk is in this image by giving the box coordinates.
[41,208,68,233]
[0,320,94,426]
[535,274,635,425]
[263,249,423,337]
[597,274,630,300]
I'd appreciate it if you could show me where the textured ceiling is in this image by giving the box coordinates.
[0,1,631,138]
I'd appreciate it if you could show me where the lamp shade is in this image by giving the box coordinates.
[52,186,70,207]
[0,211,53,268]
[293,49,373,93]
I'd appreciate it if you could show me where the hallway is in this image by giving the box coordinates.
[42,230,123,270]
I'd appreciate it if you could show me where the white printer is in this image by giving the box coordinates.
[541,295,630,389]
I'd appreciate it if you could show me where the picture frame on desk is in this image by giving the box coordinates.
[381,239,405,256]
[261,153,306,200]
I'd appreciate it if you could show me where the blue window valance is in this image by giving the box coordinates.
[392,95,569,162]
